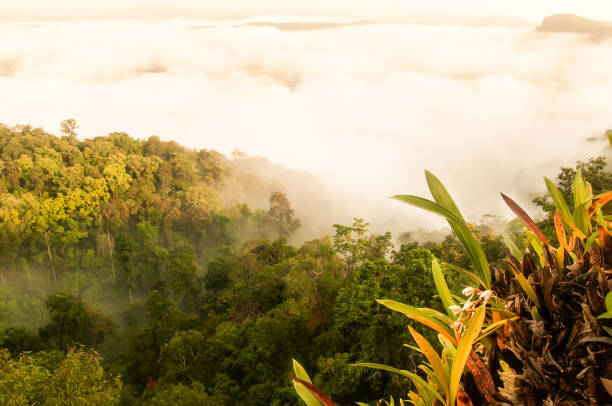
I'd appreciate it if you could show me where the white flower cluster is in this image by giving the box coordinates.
[448,288,496,319]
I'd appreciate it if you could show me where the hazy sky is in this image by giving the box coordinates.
[2,0,612,21]
[1,3,612,236]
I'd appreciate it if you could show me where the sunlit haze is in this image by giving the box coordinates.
[2,1,612,237]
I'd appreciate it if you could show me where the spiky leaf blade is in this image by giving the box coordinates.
[377,299,456,344]
[290,377,335,406]
[554,211,570,250]
[449,306,486,406]
[432,259,456,318]
[391,195,463,225]
[353,363,444,405]
[544,177,572,219]
[425,170,465,222]
[408,326,450,398]
[503,234,523,261]
[501,193,550,245]
[511,268,541,308]
[393,177,491,289]
[292,360,323,406]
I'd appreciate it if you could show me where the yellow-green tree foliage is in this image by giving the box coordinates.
[0,346,122,405]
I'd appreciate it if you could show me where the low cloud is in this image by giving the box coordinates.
[1,19,611,238]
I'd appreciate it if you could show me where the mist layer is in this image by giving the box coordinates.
[1,18,611,235]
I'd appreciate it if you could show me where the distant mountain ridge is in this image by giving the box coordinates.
[535,13,612,39]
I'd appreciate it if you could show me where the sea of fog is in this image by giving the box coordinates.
[1,17,611,238]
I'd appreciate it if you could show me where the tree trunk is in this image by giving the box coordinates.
[44,230,57,283]
[107,231,116,279]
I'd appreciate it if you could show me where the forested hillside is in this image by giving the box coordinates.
[0,122,609,405]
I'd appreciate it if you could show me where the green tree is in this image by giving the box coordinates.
[0,347,121,405]
[168,251,200,312]
[333,218,393,271]
[60,119,79,139]
[325,250,437,404]
[265,192,300,237]
[149,382,217,405]
[46,346,122,405]
[204,257,231,293]
[39,292,114,350]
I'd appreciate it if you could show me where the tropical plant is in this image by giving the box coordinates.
[292,169,612,405]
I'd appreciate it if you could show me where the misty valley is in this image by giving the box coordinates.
[0,123,610,405]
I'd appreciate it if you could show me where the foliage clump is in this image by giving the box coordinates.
[0,346,122,405]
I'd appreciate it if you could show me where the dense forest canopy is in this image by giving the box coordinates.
[0,122,610,405]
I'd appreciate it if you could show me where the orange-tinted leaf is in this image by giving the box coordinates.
[559,211,587,240]
[599,227,612,251]
[457,391,473,406]
[588,191,612,217]
[290,377,335,406]
[465,351,496,405]
[556,247,565,269]
[601,377,612,397]
[554,211,569,250]
[450,307,486,404]
[501,194,550,245]
[408,326,449,396]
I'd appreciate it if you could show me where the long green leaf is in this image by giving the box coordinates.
[393,190,490,289]
[450,225,491,289]
[572,170,592,235]
[525,229,546,266]
[392,195,463,225]
[449,306,486,406]
[558,210,587,239]
[502,234,523,261]
[441,262,484,287]
[511,270,541,308]
[596,205,607,228]
[544,177,572,219]
[418,365,437,384]
[432,259,456,318]
[409,326,450,399]
[585,182,593,206]
[416,307,456,327]
[353,363,445,405]
[573,201,592,235]
[292,359,323,406]
[293,359,313,383]
[425,170,465,222]
[574,169,586,211]
[423,172,490,288]
[438,334,457,360]
[290,377,335,406]
[377,299,456,343]
[584,231,599,251]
